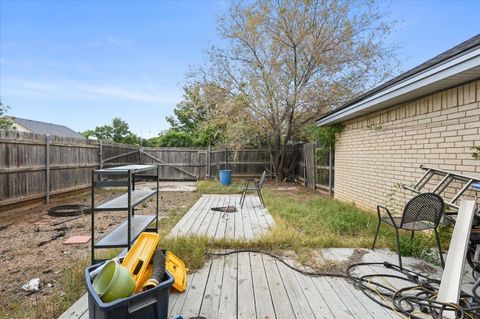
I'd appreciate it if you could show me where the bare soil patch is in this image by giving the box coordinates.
[0,185,198,317]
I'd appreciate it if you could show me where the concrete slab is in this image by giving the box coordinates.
[63,235,91,244]
[136,181,197,192]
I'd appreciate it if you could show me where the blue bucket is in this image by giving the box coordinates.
[219,170,232,186]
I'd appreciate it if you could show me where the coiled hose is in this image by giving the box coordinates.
[142,248,166,291]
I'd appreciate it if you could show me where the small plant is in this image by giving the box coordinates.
[0,99,15,130]
[472,146,480,159]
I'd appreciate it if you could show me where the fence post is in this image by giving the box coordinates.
[224,147,228,170]
[99,141,103,169]
[328,144,333,197]
[207,145,211,179]
[269,151,273,179]
[303,145,307,187]
[312,143,316,191]
[45,135,50,205]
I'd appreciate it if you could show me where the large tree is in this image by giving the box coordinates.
[196,0,396,179]
[82,118,140,145]
[166,84,227,146]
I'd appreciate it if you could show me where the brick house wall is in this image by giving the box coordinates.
[334,79,480,212]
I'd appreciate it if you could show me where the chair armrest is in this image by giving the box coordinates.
[377,205,396,226]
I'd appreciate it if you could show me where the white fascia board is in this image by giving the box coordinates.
[316,48,480,126]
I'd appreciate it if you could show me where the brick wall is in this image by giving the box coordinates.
[334,79,480,212]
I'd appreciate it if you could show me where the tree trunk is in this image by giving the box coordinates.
[273,134,283,181]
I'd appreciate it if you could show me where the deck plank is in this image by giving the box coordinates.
[234,196,245,241]
[168,272,197,318]
[327,276,375,319]
[218,254,238,318]
[224,196,236,239]
[324,249,394,319]
[57,293,88,319]
[199,256,225,318]
[247,196,262,237]
[311,277,355,319]
[237,253,257,319]
[168,194,205,236]
[214,196,228,240]
[251,196,272,230]
[195,196,219,236]
[177,260,212,318]
[290,267,335,319]
[183,195,215,236]
[276,259,316,318]
[206,196,223,238]
[250,252,276,319]
[241,198,255,240]
[261,254,296,318]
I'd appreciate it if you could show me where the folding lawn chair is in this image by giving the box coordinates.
[240,170,266,209]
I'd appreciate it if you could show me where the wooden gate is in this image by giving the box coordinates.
[295,143,334,195]
[101,144,205,180]
[304,143,316,190]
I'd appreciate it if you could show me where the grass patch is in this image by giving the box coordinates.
[196,180,244,194]
[194,180,449,266]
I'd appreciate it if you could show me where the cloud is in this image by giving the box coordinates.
[2,79,181,105]
[77,84,176,103]
[85,36,131,49]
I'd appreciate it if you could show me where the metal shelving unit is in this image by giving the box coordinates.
[91,164,159,264]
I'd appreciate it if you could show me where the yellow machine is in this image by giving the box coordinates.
[121,232,189,293]
[121,233,160,292]
[165,251,189,292]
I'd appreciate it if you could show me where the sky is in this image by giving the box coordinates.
[0,0,479,138]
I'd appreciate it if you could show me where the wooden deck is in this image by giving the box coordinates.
[59,248,477,319]
[59,194,476,319]
[168,194,275,240]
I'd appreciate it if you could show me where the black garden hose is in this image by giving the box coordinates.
[47,204,91,217]
[207,250,480,318]
[142,248,166,291]
[206,249,347,278]
[347,261,480,319]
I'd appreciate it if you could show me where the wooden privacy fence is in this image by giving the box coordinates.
[0,129,333,208]
[0,130,276,207]
[295,142,334,196]
[0,130,98,207]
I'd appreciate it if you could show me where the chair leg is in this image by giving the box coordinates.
[371,219,381,250]
[434,229,445,268]
[410,231,415,255]
[240,189,246,209]
[395,228,403,269]
[257,189,265,207]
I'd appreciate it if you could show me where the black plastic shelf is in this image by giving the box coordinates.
[95,190,156,211]
[95,215,156,248]
[91,164,160,264]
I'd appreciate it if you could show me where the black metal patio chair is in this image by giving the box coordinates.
[240,170,266,209]
[371,192,445,269]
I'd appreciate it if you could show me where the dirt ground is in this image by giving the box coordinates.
[0,184,199,316]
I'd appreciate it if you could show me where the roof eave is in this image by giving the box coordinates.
[316,47,480,126]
